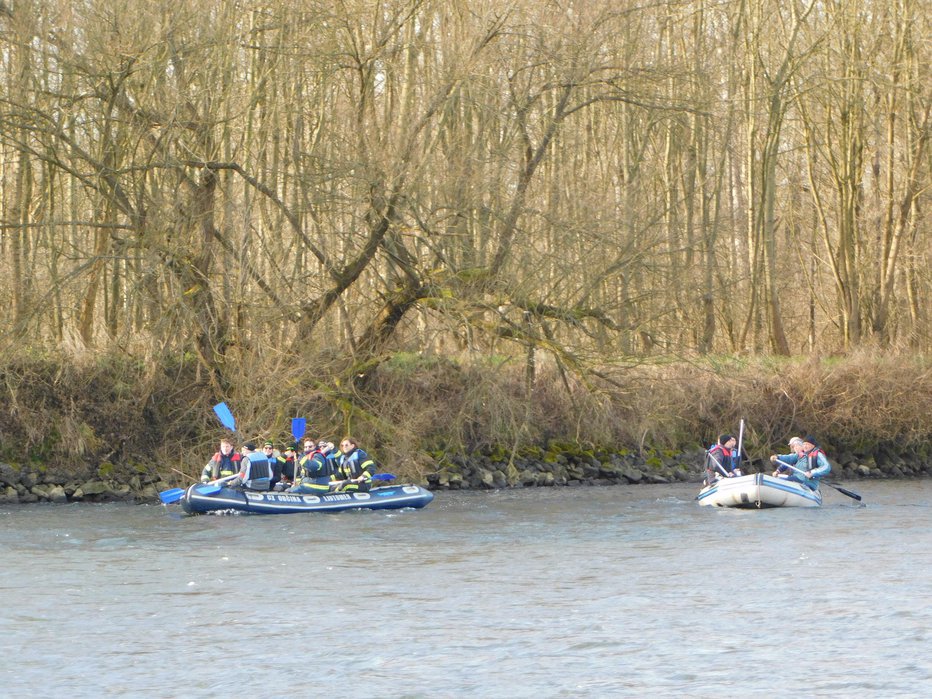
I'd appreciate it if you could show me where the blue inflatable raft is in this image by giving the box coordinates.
[181,482,434,515]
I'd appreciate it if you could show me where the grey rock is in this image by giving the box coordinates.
[47,485,69,503]
[0,486,19,504]
[30,484,51,500]
[78,480,110,496]
[0,463,19,487]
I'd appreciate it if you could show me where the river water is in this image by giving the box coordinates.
[1,480,929,698]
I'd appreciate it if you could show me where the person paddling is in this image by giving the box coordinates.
[771,437,805,477]
[704,433,742,485]
[228,442,272,491]
[769,434,831,490]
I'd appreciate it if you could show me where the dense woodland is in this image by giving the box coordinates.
[0,1,930,476]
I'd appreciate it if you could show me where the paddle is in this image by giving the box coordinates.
[158,488,186,504]
[214,402,236,432]
[159,402,239,504]
[736,418,745,475]
[775,459,862,502]
[706,453,731,480]
[288,418,306,485]
[191,474,240,496]
[329,473,397,492]
[159,474,238,504]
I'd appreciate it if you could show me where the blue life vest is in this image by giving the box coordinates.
[243,452,271,490]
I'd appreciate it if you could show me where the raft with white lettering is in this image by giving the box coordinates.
[181,482,434,515]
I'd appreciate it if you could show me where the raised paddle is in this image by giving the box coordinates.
[737,418,745,473]
[775,459,862,502]
[213,402,236,432]
[291,418,306,443]
[289,418,306,484]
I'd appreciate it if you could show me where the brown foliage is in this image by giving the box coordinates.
[1,350,929,483]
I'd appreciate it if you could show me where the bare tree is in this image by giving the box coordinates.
[0,0,929,379]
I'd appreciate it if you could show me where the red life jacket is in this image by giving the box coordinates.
[211,452,241,471]
[709,444,733,459]
[805,448,825,469]
[706,444,736,474]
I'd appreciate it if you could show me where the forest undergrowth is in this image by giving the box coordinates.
[0,349,929,484]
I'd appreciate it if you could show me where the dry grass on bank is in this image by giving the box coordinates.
[1,350,930,482]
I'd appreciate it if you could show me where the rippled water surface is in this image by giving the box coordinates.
[1,480,930,698]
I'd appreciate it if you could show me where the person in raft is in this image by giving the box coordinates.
[770,436,806,477]
[226,442,272,491]
[769,435,831,490]
[331,437,377,492]
[274,442,298,489]
[200,437,241,483]
[263,440,287,490]
[286,439,334,496]
[704,433,742,485]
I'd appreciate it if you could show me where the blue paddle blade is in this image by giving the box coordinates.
[372,473,395,481]
[158,487,185,504]
[291,418,306,442]
[213,402,236,431]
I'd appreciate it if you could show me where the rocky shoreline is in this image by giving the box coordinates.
[424,448,932,490]
[0,462,164,505]
[2,447,930,505]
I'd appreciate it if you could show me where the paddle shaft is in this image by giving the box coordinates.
[329,473,396,491]
[160,474,239,504]
[707,423,744,483]
[706,452,731,479]
[775,459,862,502]
[737,419,745,466]
[290,418,306,484]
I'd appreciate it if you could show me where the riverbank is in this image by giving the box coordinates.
[2,446,929,505]
[2,351,930,504]
[423,446,932,490]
